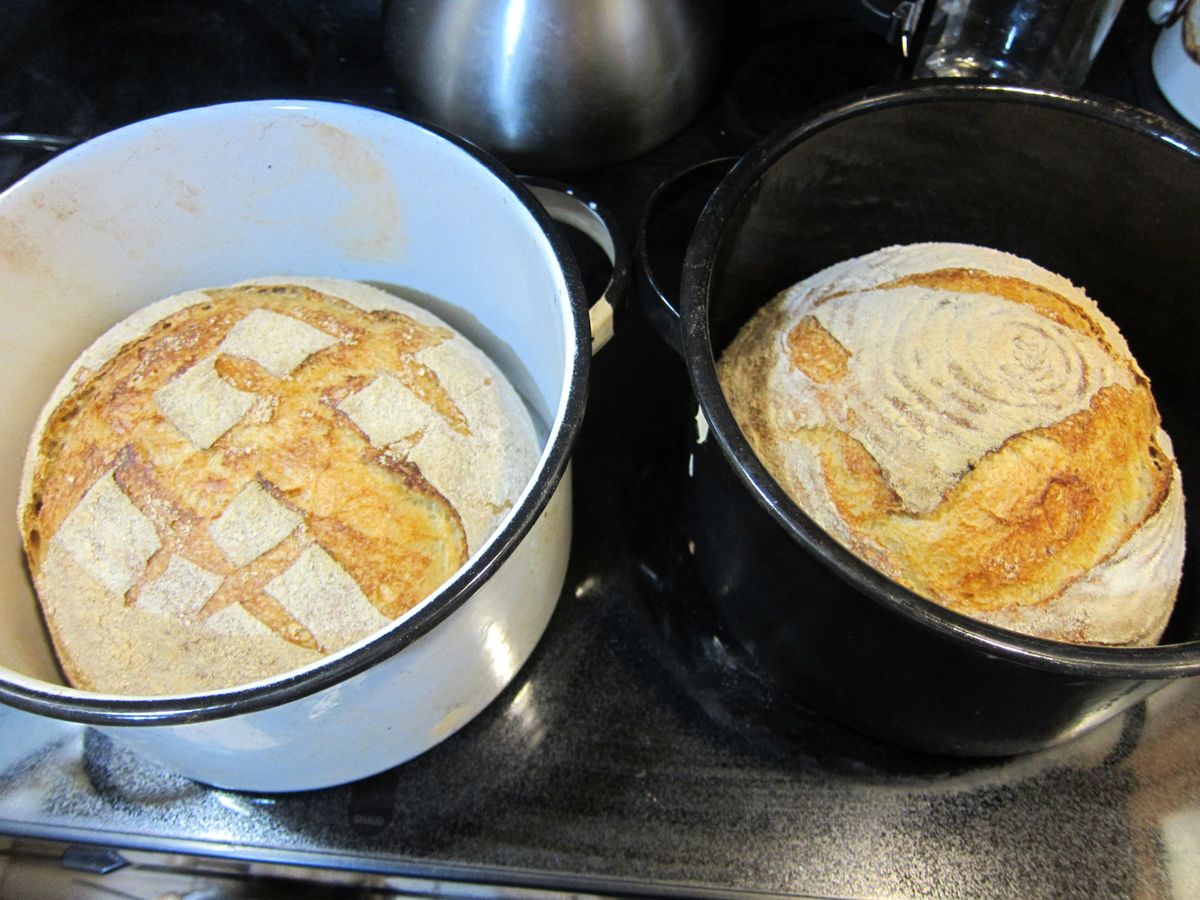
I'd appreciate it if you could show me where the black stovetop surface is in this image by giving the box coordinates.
[1,2,1198,897]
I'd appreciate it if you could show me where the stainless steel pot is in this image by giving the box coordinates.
[0,99,624,791]
[382,0,726,172]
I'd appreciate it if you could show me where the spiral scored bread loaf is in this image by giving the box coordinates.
[19,277,540,695]
[718,243,1186,646]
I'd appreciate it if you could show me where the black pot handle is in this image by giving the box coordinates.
[634,157,737,357]
[0,133,76,152]
[0,133,76,189]
[850,0,927,56]
[521,177,629,354]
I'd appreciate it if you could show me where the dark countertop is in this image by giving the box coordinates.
[2,2,1199,897]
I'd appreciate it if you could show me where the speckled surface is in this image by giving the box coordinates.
[2,1,1199,896]
[2,570,1199,897]
[3,413,1200,899]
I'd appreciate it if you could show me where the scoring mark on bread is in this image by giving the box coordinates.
[878,268,1117,357]
[110,446,319,649]
[785,316,850,382]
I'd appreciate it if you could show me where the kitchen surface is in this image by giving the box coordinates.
[1,1,1199,897]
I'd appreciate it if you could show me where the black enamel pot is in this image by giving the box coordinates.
[652,82,1200,756]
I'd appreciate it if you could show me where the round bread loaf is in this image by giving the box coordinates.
[19,277,540,695]
[717,243,1186,646]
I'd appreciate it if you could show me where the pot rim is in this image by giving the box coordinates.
[681,80,1200,678]
[0,99,592,725]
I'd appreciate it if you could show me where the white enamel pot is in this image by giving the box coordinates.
[0,100,623,792]
[1150,1,1200,128]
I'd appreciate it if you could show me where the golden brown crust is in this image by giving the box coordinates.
[718,243,1185,647]
[20,279,538,693]
[876,384,1170,612]
[786,316,851,383]
[25,284,469,619]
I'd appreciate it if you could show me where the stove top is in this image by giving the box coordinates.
[0,0,313,136]
[1,1,1198,897]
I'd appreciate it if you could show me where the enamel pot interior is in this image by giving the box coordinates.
[0,100,588,724]
[680,83,1200,755]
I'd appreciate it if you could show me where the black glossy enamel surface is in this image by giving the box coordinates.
[680,85,1200,753]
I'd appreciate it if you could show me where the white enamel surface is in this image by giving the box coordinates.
[0,100,579,788]
[1153,18,1200,128]
[98,474,571,792]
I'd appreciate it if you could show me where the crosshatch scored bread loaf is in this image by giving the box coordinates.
[19,277,540,695]
[717,243,1186,647]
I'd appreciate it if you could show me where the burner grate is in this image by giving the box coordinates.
[0,0,316,141]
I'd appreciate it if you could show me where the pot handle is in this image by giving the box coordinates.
[851,0,927,56]
[634,157,737,357]
[0,133,76,152]
[0,133,76,188]
[1147,0,1187,25]
[522,178,629,354]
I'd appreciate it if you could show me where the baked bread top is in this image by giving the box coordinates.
[718,243,1186,646]
[19,277,540,695]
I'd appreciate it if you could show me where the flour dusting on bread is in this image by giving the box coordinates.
[718,243,1185,646]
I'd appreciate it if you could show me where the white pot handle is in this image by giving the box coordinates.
[1148,0,1187,25]
[523,179,629,354]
